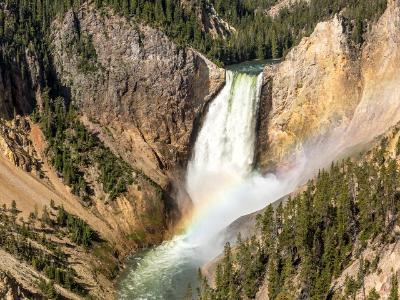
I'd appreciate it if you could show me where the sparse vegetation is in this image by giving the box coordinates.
[76,33,99,73]
[367,288,381,300]
[390,273,399,300]
[38,89,135,201]
[57,205,96,248]
[0,202,95,296]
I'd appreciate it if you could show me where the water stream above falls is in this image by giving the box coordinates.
[116,60,289,300]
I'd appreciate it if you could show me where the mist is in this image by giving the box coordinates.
[183,130,344,260]
[183,76,372,259]
[184,68,306,259]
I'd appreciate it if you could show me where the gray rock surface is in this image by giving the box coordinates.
[50,3,225,187]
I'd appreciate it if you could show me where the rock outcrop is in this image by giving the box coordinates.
[196,2,235,38]
[265,0,310,18]
[0,4,227,297]
[50,3,225,187]
[345,0,400,146]
[0,7,230,296]
[256,15,361,170]
[331,233,400,299]
[0,117,41,174]
[256,0,400,172]
[0,271,40,300]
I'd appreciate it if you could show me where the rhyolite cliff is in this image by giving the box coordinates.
[229,0,400,249]
[256,0,400,172]
[50,3,225,188]
[216,0,400,297]
[0,2,225,250]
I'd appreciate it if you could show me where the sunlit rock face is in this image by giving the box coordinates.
[256,0,400,172]
[256,15,361,170]
[346,0,400,145]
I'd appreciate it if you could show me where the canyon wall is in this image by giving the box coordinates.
[50,3,225,188]
[0,1,228,251]
[256,0,400,172]
[1,0,226,254]
[0,4,226,297]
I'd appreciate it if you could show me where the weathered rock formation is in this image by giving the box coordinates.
[256,14,361,170]
[196,2,235,38]
[0,117,41,174]
[265,0,310,18]
[256,0,400,172]
[50,3,225,187]
[0,270,40,300]
[0,3,226,298]
[331,232,400,299]
[345,0,400,146]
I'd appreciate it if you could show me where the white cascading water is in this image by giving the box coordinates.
[184,69,268,247]
[117,63,298,300]
[188,70,262,178]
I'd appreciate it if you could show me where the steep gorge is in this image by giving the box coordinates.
[216,0,400,257]
[201,1,400,298]
[0,0,400,298]
[1,1,225,245]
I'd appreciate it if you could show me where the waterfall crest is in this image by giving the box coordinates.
[189,70,263,176]
[187,70,263,207]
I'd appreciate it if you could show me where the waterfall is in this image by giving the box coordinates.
[117,63,277,300]
[188,70,263,181]
[184,69,266,246]
[117,58,398,299]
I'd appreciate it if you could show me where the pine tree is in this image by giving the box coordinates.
[367,288,380,300]
[41,206,51,226]
[11,200,18,219]
[390,274,399,300]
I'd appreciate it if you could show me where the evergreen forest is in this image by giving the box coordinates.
[0,0,388,69]
[199,130,400,299]
[0,201,103,298]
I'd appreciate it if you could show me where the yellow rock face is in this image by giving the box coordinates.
[346,0,400,145]
[256,0,400,171]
